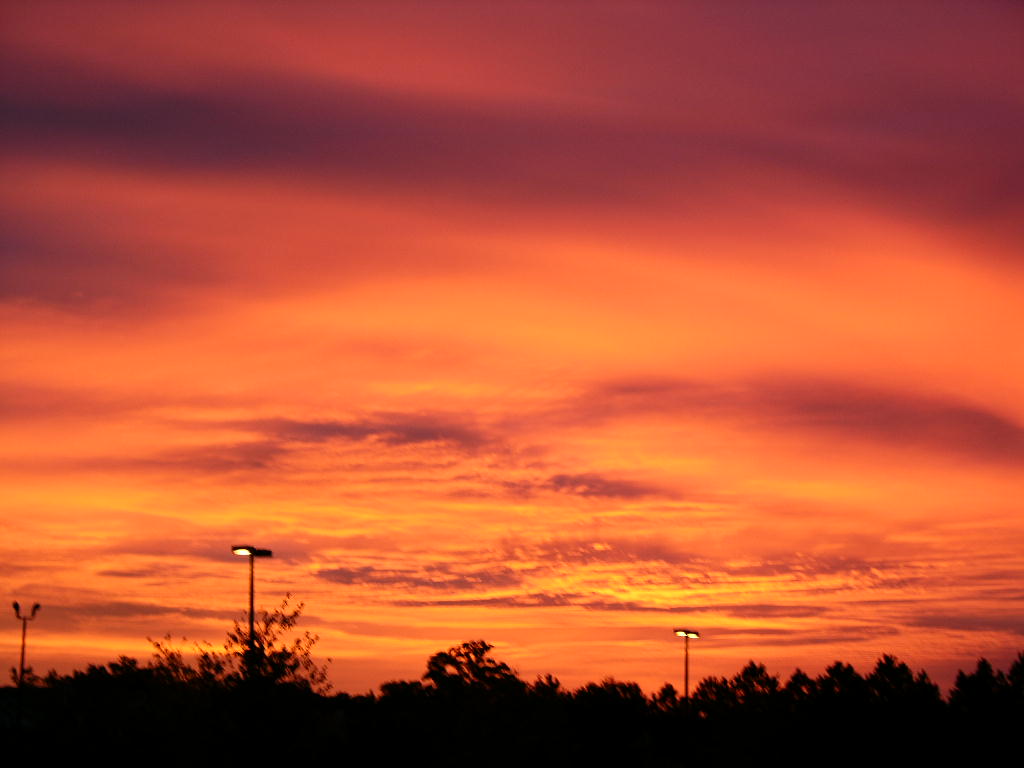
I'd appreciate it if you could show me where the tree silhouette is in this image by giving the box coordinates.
[530,672,564,698]
[816,660,869,708]
[423,639,524,695]
[7,665,43,687]
[9,633,1024,764]
[1008,651,1024,705]
[949,657,1008,716]
[730,660,780,711]
[574,677,647,707]
[150,593,331,693]
[691,674,736,716]
[866,655,941,712]
[651,682,679,712]
[783,668,817,709]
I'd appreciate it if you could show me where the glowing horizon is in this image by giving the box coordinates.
[2,1,1022,693]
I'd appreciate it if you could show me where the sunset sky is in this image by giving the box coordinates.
[2,1,1023,693]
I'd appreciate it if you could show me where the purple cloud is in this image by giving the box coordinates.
[317,563,523,592]
[4,24,1020,231]
[232,414,492,452]
[573,377,1024,465]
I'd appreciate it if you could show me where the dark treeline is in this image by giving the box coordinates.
[2,603,1021,763]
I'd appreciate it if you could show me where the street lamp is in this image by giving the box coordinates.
[231,545,272,651]
[12,602,41,687]
[673,628,700,704]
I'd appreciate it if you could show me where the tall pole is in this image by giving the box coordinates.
[674,628,699,710]
[248,551,255,651]
[13,602,40,724]
[19,615,28,686]
[684,634,690,704]
[232,545,271,675]
[13,602,40,687]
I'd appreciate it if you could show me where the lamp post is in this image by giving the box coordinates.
[673,628,700,704]
[231,546,272,652]
[13,602,41,686]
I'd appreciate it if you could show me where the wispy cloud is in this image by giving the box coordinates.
[318,563,523,592]
[503,537,698,567]
[908,613,1024,636]
[394,593,579,609]
[232,414,493,452]
[391,592,828,620]
[567,377,1024,465]
[497,472,666,500]
[5,25,1020,229]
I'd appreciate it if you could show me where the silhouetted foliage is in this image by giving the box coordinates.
[783,668,817,706]
[2,596,333,760]
[950,657,1007,713]
[424,639,525,697]
[730,660,780,710]
[651,682,678,712]
[691,673,736,715]
[531,672,565,698]
[7,666,42,687]
[867,654,942,712]
[817,660,869,706]
[3,633,1021,765]
[148,593,331,693]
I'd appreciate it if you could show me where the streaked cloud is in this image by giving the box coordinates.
[232,414,494,451]
[318,563,523,592]
[568,378,1024,465]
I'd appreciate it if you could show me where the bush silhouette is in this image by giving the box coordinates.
[149,593,331,693]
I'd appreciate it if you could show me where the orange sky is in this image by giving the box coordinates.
[2,1,1023,693]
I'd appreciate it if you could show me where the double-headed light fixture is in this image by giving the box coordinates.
[232,545,272,649]
[673,628,700,703]
[13,601,41,687]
